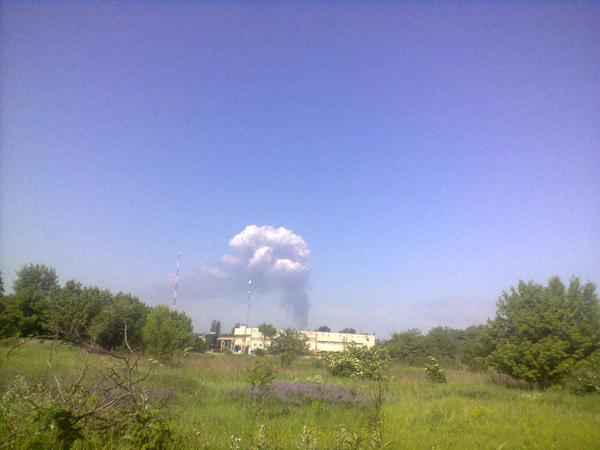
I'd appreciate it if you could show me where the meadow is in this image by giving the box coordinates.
[1,341,599,450]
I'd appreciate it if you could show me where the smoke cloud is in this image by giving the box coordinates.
[202,225,311,328]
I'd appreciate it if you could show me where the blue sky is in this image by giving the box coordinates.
[1,2,599,337]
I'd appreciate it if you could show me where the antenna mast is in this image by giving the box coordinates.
[172,254,180,307]
[245,279,252,354]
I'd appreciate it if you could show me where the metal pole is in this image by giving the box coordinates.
[172,254,180,307]
[245,280,252,354]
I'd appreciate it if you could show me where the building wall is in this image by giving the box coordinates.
[299,330,375,353]
[230,326,375,354]
[232,326,271,353]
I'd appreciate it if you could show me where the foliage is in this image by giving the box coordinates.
[386,325,494,370]
[2,342,600,449]
[90,293,149,350]
[386,328,427,365]
[3,264,61,337]
[0,348,174,450]
[490,277,600,388]
[326,345,390,381]
[258,323,277,338]
[0,265,168,356]
[45,282,110,344]
[567,350,600,394]
[297,425,317,450]
[13,264,59,295]
[206,320,222,351]
[425,356,447,383]
[269,328,308,366]
[253,423,268,450]
[120,390,174,450]
[0,294,25,338]
[317,325,331,332]
[192,336,208,353]
[326,344,390,437]
[332,426,362,450]
[143,305,194,361]
[244,362,276,402]
[461,324,495,371]
[340,328,357,334]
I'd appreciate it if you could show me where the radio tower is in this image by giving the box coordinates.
[172,254,180,307]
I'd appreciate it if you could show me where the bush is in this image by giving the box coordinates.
[567,350,600,394]
[279,351,297,367]
[425,356,447,383]
[490,277,600,388]
[269,329,308,366]
[0,375,175,449]
[244,362,276,401]
[326,345,389,381]
[143,305,194,362]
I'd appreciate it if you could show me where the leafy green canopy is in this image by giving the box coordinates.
[143,305,194,361]
[258,323,277,338]
[0,264,196,361]
[490,277,600,388]
[269,328,308,365]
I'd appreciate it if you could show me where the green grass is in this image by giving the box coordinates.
[1,341,599,449]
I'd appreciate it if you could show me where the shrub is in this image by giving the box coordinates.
[269,329,309,366]
[490,277,600,388]
[244,362,276,403]
[425,356,447,383]
[326,345,389,381]
[297,425,317,450]
[0,350,177,449]
[143,305,194,362]
[567,350,600,394]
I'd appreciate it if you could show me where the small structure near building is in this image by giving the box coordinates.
[219,325,376,355]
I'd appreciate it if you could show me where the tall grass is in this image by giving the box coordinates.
[1,342,599,449]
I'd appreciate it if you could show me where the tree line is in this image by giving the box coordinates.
[386,276,600,389]
[1,264,599,389]
[0,264,195,360]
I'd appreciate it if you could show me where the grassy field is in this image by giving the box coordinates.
[1,341,599,449]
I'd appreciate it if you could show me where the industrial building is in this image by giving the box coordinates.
[218,325,376,354]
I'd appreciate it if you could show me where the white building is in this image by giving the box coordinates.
[300,330,375,353]
[219,326,375,354]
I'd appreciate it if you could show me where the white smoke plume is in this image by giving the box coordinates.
[202,225,311,327]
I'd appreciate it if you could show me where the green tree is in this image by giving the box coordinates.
[490,276,600,388]
[258,323,277,338]
[90,293,149,350]
[8,264,60,336]
[461,323,495,371]
[45,283,109,343]
[340,327,356,334]
[0,294,25,337]
[258,323,277,352]
[423,327,465,367]
[143,305,194,361]
[386,328,427,365]
[269,328,308,365]
[206,319,222,350]
[0,271,4,296]
[13,264,59,295]
[316,325,331,332]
